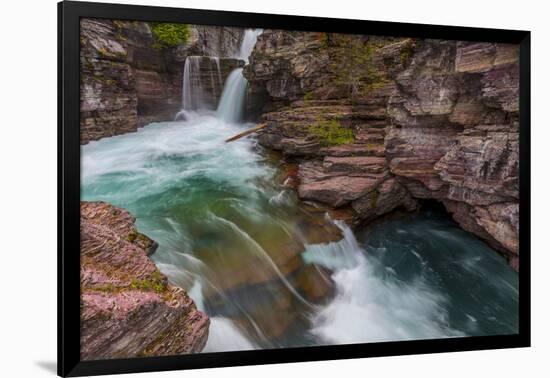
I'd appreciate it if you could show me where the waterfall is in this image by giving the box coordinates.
[216,68,247,123]
[177,56,224,120]
[214,29,263,123]
[238,29,263,63]
[213,57,223,96]
[176,29,263,121]
[182,56,201,111]
[208,57,224,104]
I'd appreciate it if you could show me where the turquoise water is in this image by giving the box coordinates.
[304,209,518,345]
[358,210,519,335]
[81,116,518,352]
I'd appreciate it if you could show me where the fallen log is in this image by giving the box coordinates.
[225,123,267,143]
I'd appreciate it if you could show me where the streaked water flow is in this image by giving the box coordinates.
[216,68,248,123]
[81,28,518,352]
[81,113,518,351]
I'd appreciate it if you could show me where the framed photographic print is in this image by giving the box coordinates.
[58,0,530,376]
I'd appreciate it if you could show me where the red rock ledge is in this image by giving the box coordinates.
[80,201,209,360]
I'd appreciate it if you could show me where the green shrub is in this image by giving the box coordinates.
[308,119,355,146]
[150,22,191,49]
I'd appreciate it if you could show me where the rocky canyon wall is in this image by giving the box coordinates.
[80,201,209,360]
[80,19,243,144]
[244,31,520,269]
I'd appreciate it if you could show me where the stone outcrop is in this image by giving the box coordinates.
[245,31,520,268]
[177,25,244,57]
[80,19,242,144]
[385,39,519,264]
[80,201,209,360]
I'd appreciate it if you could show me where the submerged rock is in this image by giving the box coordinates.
[80,201,209,360]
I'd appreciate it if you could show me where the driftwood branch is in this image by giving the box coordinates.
[225,123,267,143]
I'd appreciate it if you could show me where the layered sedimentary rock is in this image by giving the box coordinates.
[177,25,244,57]
[80,19,242,144]
[245,31,520,268]
[385,39,519,264]
[80,201,209,360]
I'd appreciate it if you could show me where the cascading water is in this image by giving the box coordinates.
[238,29,263,62]
[176,56,224,120]
[211,57,223,99]
[177,29,262,122]
[181,56,201,111]
[215,29,263,123]
[81,26,518,354]
[216,68,248,123]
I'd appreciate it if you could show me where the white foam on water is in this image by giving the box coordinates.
[238,29,263,63]
[304,222,464,344]
[80,24,491,351]
[81,115,267,203]
[204,317,257,352]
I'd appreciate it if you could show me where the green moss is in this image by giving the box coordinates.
[303,91,315,101]
[111,20,128,41]
[126,230,137,242]
[97,47,108,57]
[365,77,390,91]
[400,43,416,66]
[366,143,377,150]
[369,190,378,209]
[327,37,392,98]
[96,47,126,59]
[130,270,166,293]
[149,22,190,49]
[320,32,331,48]
[87,270,165,295]
[112,20,125,29]
[308,119,355,146]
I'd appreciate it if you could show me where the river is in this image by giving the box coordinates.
[80,28,518,353]
[81,112,518,351]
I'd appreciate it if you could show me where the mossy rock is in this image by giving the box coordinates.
[308,119,355,146]
[130,269,166,293]
[303,91,315,101]
[370,190,379,209]
[399,42,416,66]
[149,22,190,49]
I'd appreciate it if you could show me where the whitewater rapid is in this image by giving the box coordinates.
[82,111,518,352]
[80,27,517,353]
[303,224,463,344]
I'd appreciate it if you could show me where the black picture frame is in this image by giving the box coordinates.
[58,1,531,376]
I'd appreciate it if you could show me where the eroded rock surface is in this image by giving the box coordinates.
[80,201,209,360]
[245,31,520,268]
